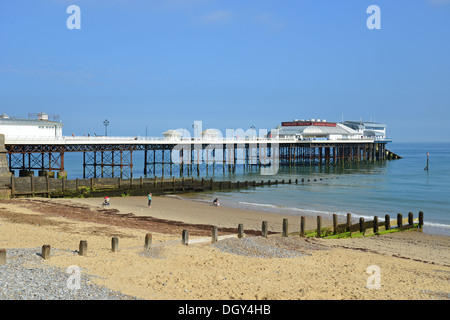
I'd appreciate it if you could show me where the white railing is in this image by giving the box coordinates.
[4,135,382,144]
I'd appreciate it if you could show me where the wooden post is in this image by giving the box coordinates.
[41,245,51,259]
[397,213,403,228]
[211,226,218,244]
[0,249,6,265]
[79,240,88,256]
[408,212,414,226]
[419,211,424,228]
[182,229,189,245]
[238,224,244,238]
[346,213,351,232]
[282,218,288,237]
[10,176,15,196]
[262,221,268,238]
[31,175,35,196]
[144,233,152,249]
[385,214,390,231]
[317,216,322,238]
[333,214,338,234]
[373,216,379,233]
[76,178,79,192]
[359,217,365,233]
[90,177,94,190]
[111,237,119,252]
[300,216,305,237]
[46,175,50,197]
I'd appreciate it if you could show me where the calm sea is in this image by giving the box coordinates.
[62,142,450,236]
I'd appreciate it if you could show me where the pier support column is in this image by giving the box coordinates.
[144,149,148,176]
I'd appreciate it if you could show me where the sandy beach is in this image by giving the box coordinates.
[0,195,449,300]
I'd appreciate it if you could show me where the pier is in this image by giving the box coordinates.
[4,136,392,179]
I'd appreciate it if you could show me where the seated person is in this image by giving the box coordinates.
[213,198,220,207]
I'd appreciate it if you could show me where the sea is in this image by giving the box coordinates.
[61,142,450,236]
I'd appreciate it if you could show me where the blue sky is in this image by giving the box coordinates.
[1,0,449,142]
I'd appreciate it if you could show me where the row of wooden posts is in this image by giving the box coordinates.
[0,212,423,264]
[184,211,424,244]
[0,236,144,263]
[10,173,339,198]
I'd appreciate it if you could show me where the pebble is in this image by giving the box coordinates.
[0,248,139,300]
[212,236,306,258]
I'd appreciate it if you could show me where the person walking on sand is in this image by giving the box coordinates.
[148,193,152,208]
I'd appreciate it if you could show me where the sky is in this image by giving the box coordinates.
[0,0,449,142]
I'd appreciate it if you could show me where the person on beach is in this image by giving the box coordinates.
[103,196,110,207]
[213,198,220,207]
[148,193,152,208]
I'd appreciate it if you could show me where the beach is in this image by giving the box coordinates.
[0,195,449,300]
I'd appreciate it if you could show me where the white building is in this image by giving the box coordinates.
[0,112,63,139]
[201,128,222,141]
[342,121,388,141]
[276,119,361,140]
[162,129,182,141]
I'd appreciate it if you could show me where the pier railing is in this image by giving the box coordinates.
[5,135,377,144]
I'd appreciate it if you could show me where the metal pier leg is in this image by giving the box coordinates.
[83,152,86,179]
[144,149,148,176]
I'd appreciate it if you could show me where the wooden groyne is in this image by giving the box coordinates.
[9,175,338,198]
[180,211,424,246]
[386,149,402,159]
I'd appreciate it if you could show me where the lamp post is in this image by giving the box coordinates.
[103,119,109,137]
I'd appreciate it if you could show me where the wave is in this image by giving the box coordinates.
[237,201,347,216]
